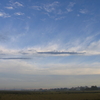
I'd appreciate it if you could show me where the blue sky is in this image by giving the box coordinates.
[0,0,100,89]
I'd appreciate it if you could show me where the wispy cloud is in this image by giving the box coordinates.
[0,33,9,41]
[55,16,65,20]
[0,35,100,60]
[77,14,80,17]
[66,34,100,55]
[14,2,23,7]
[43,1,59,13]
[0,58,31,60]
[84,40,100,55]
[31,1,68,20]
[18,49,85,56]
[5,6,14,9]
[0,44,84,60]
[32,1,59,12]
[0,60,100,75]
[46,63,100,75]
[66,2,75,12]
[9,1,24,8]
[14,12,24,16]
[32,6,42,10]
[79,9,88,14]
[0,12,11,18]
[0,60,35,74]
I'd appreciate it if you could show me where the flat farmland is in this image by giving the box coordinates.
[0,91,100,100]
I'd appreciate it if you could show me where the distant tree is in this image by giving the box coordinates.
[90,86,98,90]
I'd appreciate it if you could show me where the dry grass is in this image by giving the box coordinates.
[0,91,100,100]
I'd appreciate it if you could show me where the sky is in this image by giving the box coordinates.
[0,0,100,89]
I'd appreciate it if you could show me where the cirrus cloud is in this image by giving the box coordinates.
[14,12,24,16]
[0,12,11,18]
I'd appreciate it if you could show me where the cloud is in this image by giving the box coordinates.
[84,40,100,55]
[48,63,100,75]
[0,58,31,60]
[28,38,100,56]
[66,2,75,12]
[55,16,65,20]
[0,36,100,60]
[0,60,100,75]
[31,1,59,15]
[5,7,14,9]
[37,51,84,55]
[64,33,100,55]
[43,1,59,13]
[0,46,20,55]
[27,16,31,19]
[32,6,42,10]
[0,60,35,74]
[0,34,9,41]
[77,14,80,17]
[34,62,100,75]
[14,12,24,16]
[19,43,85,56]
[31,2,66,20]
[18,42,85,56]
[0,12,11,18]
[14,2,23,7]
[79,9,88,14]
[9,1,24,8]
[0,44,84,60]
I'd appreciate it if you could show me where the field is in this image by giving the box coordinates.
[0,91,100,100]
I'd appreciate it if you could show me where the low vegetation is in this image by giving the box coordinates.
[0,91,100,100]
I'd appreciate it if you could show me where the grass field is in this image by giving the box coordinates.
[0,91,100,100]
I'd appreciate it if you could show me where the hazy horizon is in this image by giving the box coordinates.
[0,0,100,89]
